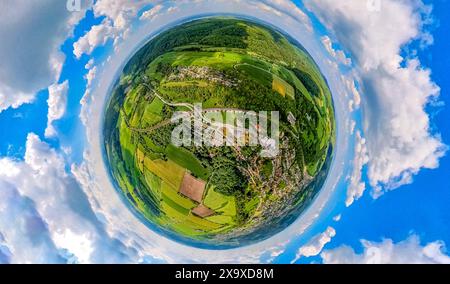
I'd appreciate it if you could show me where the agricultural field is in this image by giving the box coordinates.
[103,17,335,246]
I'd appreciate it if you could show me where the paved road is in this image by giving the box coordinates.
[143,83,194,111]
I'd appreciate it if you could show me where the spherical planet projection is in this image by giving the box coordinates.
[103,17,336,249]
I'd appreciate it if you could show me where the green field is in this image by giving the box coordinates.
[204,186,237,217]
[165,144,209,180]
[144,158,186,190]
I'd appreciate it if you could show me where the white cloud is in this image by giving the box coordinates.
[321,36,351,66]
[53,229,94,264]
[291,227,336,263]
[342,76,361,110]
[0,134,139,263]
[140,4,164,21]
[349,120,356,135]
[79,66,98,127]
[321,235,450,264]
[73,0,154,58]
[0,0,87,113]
[85,59,95,70]
[85,67,98,87]
[346,131,369,207]
[333,214,341,222]
[0,178,65,264]
[367,59,447,197]
[45,80,69,138]
[305,0,447,196]
[93,0,151,29]
[255,2,283,17]
[73,19,116,59]
[167,6,179,14]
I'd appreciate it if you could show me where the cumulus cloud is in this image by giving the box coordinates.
[140,4,164,21]
[0,0,87,113]
[346,131,369,207]
[0,179,65,264]
[305,0,447,196]
[73,0,154,58]
[45,80,69,138]
[93,0,151,29]
[79,66,98,127]
[321,235,450,264]
[0,134,139,263]
[321,36,351,66]
[73,19,116,59]
[291,227,336,263]
[342,75,361,111]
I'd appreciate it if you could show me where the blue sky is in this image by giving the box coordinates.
[0,0,449,264]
